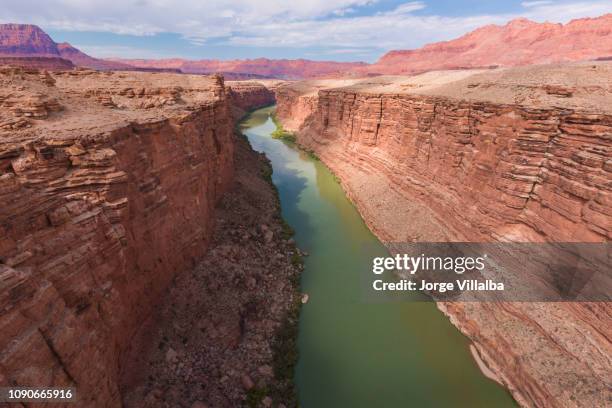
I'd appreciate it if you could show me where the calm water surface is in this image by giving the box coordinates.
[240,106,516,408]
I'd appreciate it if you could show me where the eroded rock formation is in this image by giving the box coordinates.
[0,24,60,57]
[0,24,130,71]
[0,69,274,406]
[0,56,74,71]
[226,80,278,118]
[121,131,302,408]
[275,62,612,407]
[365,14,612,75]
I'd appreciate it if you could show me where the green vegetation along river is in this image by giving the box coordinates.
[240,106,516,408]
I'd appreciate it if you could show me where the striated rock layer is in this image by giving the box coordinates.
[0,56,74,70]
[275,63,612,407]
[121,131,302,408]
[226,80,278,119]
[0,69,268,406]
[0,24,59,57]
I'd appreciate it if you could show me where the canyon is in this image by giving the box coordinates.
[0,13,611,408]
[274,62,611,407]
[0,59,609,407]
[0,66,300,407]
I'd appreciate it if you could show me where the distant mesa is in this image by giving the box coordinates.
[0,56,74,70]
[107,58,368,80]
[365,13,612,75]
[106,14,612,78]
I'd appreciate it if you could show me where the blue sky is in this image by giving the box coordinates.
[1,0,611,62]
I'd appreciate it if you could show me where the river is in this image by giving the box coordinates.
[240,106,516,408]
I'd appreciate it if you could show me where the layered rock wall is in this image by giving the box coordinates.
[279,89,610,242]
[275,86,318,133]
[226,81,276,118]
[0,56,74,70]
[275,69,612,407]
[0,71,259,406]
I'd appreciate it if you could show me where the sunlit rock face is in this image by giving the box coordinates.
[275,64,611,408]
[226,80,277,119]
[0,69,271,406]
[0,24,131,70]
[362,14,612,75]
[0,24,60,57]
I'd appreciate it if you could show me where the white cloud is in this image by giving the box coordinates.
[521,1,554,8]
[519,1,611,21]
[384,1,427,15]
[0,0,610,60]
[0,0,378,38]
[333,7,356,16]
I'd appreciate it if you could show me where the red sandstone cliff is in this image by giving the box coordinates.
[275,63,612,407]
[0,24,59,57]
[366,14,612,75]
[0,56,74,70]
[226,80,278,118]
[0,24,137,71]
[0,69,271,406]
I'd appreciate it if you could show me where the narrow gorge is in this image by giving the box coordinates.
[0,7,611,408]
[274,63,611,408]
[0,61,609,408]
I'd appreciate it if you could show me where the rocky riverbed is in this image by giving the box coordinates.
[120,132,303,408]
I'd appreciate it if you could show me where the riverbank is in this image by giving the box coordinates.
[246,106,516,407]
[120,120,303,407]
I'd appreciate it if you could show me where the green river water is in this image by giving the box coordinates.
[240,106,516,408]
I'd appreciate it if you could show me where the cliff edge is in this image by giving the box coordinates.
[0,68,274,406]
